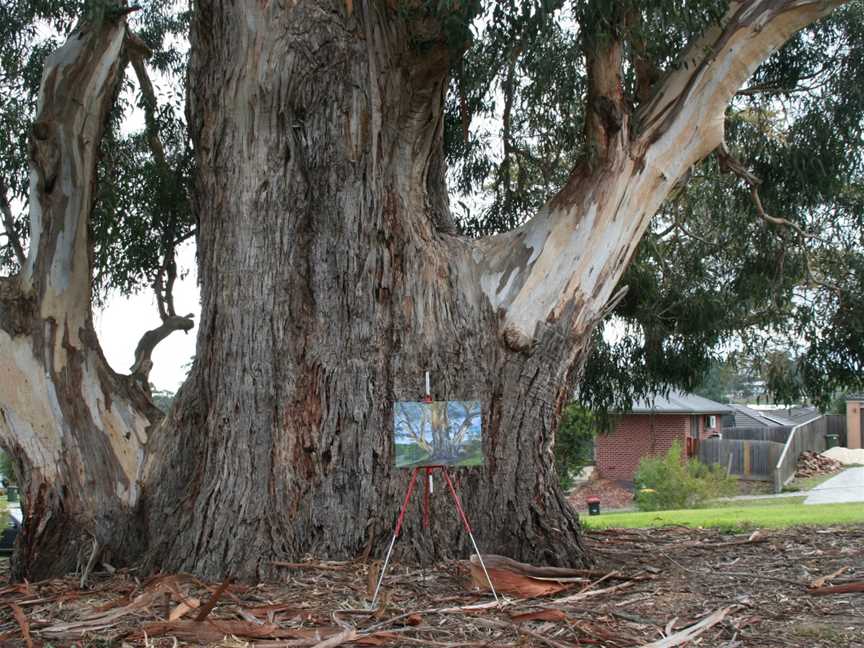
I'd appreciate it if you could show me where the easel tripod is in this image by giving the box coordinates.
[369,464,500,608]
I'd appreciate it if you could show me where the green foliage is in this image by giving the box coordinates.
[150,386,175,414]
[553,405,597,489]
[445,1,864,414]
[0,450,14,485]
[0,0,193,304]
[827,394,849,415]
[634,441,737,511]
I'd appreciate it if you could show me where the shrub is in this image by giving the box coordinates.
[634,441,737,511]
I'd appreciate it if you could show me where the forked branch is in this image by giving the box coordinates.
[0,179,25,268]
[126,36,196,382]
[474,0,848,350]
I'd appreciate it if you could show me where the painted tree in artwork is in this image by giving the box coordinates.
[0,0,862,580]
[427,401,481,463]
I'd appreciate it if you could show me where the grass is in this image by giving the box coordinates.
[783,470,844,493]
[708,495,806,508]
[582,500,864,532]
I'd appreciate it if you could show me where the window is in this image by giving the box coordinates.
[707,415,717,429]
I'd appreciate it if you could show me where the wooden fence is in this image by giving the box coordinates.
[773,416,827,493]
[720,426,791,444]
[698,438,784,480]
[826,414,846,447]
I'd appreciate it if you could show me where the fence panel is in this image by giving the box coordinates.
[826,414,847,447]
[698,438,784,480]
[773,416,827,492]
[721,426,791,444]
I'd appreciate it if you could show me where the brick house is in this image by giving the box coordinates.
[595,391,732,481]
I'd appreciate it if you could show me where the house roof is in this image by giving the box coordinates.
[628,390,733,415]
[780,406,820,425]
[846,393,864,401]
[727,404,795,428]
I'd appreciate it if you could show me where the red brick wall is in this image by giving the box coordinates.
[595,414,687,481]
[696,414,721,439]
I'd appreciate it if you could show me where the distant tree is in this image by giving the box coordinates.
[149,387,175,414]
[0,450,14,485]
[554,406,598,490]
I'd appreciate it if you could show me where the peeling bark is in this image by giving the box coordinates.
[476,0,846,351]
[0,20,159,579]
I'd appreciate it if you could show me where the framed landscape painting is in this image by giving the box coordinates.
[393,401,483,468]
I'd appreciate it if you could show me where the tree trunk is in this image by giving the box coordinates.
[141,1,589,580]
[0,21,159,579]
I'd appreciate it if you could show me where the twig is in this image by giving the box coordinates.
[548,580,636,605]
[472,616,573,648]
[0,178,25,268]
[663,553,805,589]
[640,607,734,647]
[310,629,356,648]
[80,538,101,589]
[808,581,864,596]
[195,576,233,622]
[8,603,32,648]
[271,561,349,572]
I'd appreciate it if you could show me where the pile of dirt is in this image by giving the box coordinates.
[822,446,864,466]
[568,477,634,511]
[796,451,843,478]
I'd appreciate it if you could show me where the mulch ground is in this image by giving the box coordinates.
[0,524,862,647]
[568,479,635,511]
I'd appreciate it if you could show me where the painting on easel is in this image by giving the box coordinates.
[393,401,483,468]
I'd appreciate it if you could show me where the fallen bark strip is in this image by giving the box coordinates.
[639,607,732,648]
[9,603,33,648]
[310,629,357,648]
[472,616,574,648]
[195,576,233,621]
[809,566,847,589]
[808,581,864,596]
[548,580,636,605]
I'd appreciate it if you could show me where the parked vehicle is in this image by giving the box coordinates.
[0,505,21,555]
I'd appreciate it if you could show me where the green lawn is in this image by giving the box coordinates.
[582,501,864,531]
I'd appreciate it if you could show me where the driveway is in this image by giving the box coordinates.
[804,467,864,505]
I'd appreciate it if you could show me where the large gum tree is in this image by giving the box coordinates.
[0,0,859,580]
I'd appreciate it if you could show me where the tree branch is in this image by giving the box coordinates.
[626,9,660,105]
[716,143,821,241]
[130,314,195,383]
[128,38,196,374]
[21,19,129,351]
[583,12,626,166]
[0,179,25,268]
[472,0,848,351]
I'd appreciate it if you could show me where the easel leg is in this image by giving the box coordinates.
[440,468,500,604]
[370,467,420,609]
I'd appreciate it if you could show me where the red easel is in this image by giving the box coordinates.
[370,378,499,608]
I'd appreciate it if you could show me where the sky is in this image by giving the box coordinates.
[94,242,199,393]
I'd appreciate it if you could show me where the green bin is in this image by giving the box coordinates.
[825,434,839,449]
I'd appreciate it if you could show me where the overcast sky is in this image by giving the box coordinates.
[94,242,199,393]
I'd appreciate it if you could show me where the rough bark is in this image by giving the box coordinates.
[0,20,159,579]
